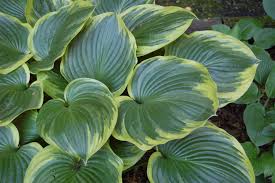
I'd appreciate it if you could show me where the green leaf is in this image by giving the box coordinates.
[25,0,71,26]
[28,1,94,73]
[0,0,27,22]
[113,56,218,150]
[232,18,263,40]
[148,124,255,183]
[0,123,42,183]
[251,46,275,85]
[61,13,137,96]
[235,82,261,104]
[121,4,196,56]
[273,144,275,158]
[0,13,32,74]
[263,0,275,19]
[262,123,275,138]
[110,139,146,170]
[266,67,275,98]
[258,152,275,178]
[244,103,274,146]
[24,144,123,183]
[166,31,258,107]
[211,24,231,35]
[256,175,266,183]
[0,65,43,126]
[13,111,40,145]
[94,0,154,14]
[37,70,68,99]
[254,28,275,49]
[242,141,262,175]
[37,78,118,161]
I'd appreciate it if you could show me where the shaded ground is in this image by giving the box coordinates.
[123,104,249,183]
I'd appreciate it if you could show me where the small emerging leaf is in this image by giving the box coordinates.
[211,24,231,34]
[254,28,275,49]
[244,103,274,146]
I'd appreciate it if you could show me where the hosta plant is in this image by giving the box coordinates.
[213,18,275,182]
[0,0,259,183]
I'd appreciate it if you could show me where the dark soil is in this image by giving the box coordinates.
[123,104,249,183]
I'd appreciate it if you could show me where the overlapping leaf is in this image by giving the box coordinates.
[0,65,43,126]
[235,82,261,104]
[93,0,154,14]
[148,124,255,183]
[121,4,196,56]
[113,56,218,150]
[166,31,258,107]
[265,67,275,98]
[0,13,32,74]
[263,0,275,19]
[13,111,40,144]
[24,145,123,183]
[0,124,42,183]
[25,0,71,25]
[61,13,137,96]
[37,70,68,99]
[0,0,27,22]
[37,78,118,161]
[110,139,146,170]
[28,1,94,73]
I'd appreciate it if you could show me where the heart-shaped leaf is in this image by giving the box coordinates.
[113,56,218,150]
[61,13,137,96]
[121,4,196,56]
[0,65,43,126]
[13,111,40,145]
[24,144,123,183]
[148,124,255,183]
[235,82,261,104]
[28,1,94,73]
[251,45,275,85]
[244,103,274,146]
[94,0,154,14]
[37,78,118,161]
[25,0,71,25]
[166,31,258,107]
[0,123,42,183]
[0,0,27,22]
[254,28,275,49]
[110,139,146,170]
[37,70,68,99]
[0,13,32,74]
[263,0,275,19]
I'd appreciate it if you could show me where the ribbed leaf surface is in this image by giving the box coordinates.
[110,139,146,170]
[121,4,196,56]
[25,0,71,25]
[0,13,32,74]
[148,124,255,183]
[37,78,118,161]
[37,70,68,99]
[166,31,258,107]
[24,145,123,183]
[13,111,40,144]
[0,124,42,183]
[113,56,218,150]
[0,0,27,22]
[61,13,137,96]
[0,65,43,126]
[94,0,154,14]
[28,1,94,73]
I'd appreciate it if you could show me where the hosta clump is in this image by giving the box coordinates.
[0,0,259,183]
